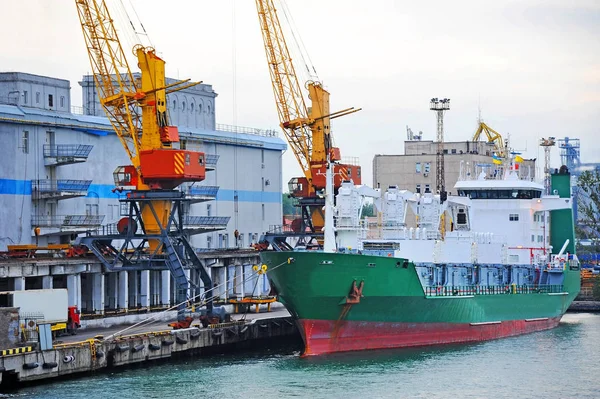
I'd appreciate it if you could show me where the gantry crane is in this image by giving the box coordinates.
[473,121,507,158]
[255,0,361,232]
[75,0,218,324]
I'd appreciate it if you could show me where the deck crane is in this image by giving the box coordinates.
[75,0,220,326]
[473,121,507,158]
[255,0,361,232]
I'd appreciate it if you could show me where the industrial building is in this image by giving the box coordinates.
[373,138,537,196]
[0,72,286,317]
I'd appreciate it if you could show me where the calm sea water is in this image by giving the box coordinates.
[10,313,600,399]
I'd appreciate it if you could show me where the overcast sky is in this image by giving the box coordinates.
[1,0,598,189]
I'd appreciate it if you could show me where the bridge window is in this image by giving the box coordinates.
[459,189,541,199]
[509,214,519,221]
[457,209,467,225]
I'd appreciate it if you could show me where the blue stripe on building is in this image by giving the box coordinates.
[0,179,32,195]
[0,179,280,203]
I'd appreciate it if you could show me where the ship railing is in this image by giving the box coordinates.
[215,123,279,138]
[424,284,564,297]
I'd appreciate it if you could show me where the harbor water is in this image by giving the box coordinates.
[14,313,600,399]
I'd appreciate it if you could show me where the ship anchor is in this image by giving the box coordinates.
[343,280,364,305]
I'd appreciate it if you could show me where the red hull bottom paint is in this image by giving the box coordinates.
[298,317,562,356]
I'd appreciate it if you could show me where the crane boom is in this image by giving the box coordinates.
[75,0,142,169]
[473,121,506,158]
[256,0,312,185]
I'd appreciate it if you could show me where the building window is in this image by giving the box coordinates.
[425,184,430,193]
[36,92,40,104]
[173,100,176,109]
[262,204,265,221]
[531,234,535,242]
[416,184,421,194]
[48,94,53,107]
[182,101,186,111]
[261,149,265,164]
[23,91,28,104]
[21,131,29,154]
[190,103,194,112]
[537,235,543,243]
[451,148,457,154]
[207,204,212,217]
[208,104,211,114]
[509,214,519,221]
[261,177,265,191]
[509,255,519,263]
[206,236,212,249]
[60,96,65,108]
[199,103,203,113]
[415,162,421,173]
[424,162,430,173]
[238,233,244,247]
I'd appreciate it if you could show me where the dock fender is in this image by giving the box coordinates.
[63,355,75,363]
[131,344,145,353]
[114,344,130,353]
[42,362,58,369]
[95,350,105,358]
[240,326,249,335]
[190,330,201,340]
[23,362,39,370]
[161,339,174,346]
[175,336,188,345]
[148,343,161,351]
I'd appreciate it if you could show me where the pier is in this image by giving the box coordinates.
[0,309,298,389]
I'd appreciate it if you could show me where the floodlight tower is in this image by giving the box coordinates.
[540,137,556,194]
[430,98,450,202]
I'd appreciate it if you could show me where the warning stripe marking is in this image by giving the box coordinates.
[1,346,32,356]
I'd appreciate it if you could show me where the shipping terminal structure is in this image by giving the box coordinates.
[0,71,285,317]
[260,160,580,356]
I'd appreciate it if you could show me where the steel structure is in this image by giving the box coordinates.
[75,0,220,322]
[472,122,506,158]
[255,0,361,232]
[430,98,450,201]
[540,137,556,195]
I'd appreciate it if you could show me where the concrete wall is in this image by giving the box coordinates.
[0,308,20,350]
[0,72,286,251]
[79,74,217,130]
[0,72,70,112]
[373,140,537,195]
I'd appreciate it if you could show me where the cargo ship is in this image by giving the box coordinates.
[260,160,580,356]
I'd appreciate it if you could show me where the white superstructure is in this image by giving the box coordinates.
[334,160,572,267]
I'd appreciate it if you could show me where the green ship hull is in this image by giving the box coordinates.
[261,251,580,356]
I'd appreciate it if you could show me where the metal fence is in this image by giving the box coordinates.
[185,216,230,227]
[216,123,278,137]
[31,215,105,228]
[188,185,219,197]
[204,154,220,167]
[32,179,92,193]
[43,144,93,158]
[424,284,565,297]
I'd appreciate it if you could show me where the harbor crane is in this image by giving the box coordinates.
[74,0,220,325]
[255,0,361,232]
[472,121,507,158]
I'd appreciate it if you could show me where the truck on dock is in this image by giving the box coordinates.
[0,289,80,340]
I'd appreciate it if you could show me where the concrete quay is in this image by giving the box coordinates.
[0,309,298,390]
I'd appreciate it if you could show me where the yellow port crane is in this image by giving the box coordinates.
[75,0,205,248]
[255,0,361,232]
[473,121,507,158]
[75,0,217,325]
